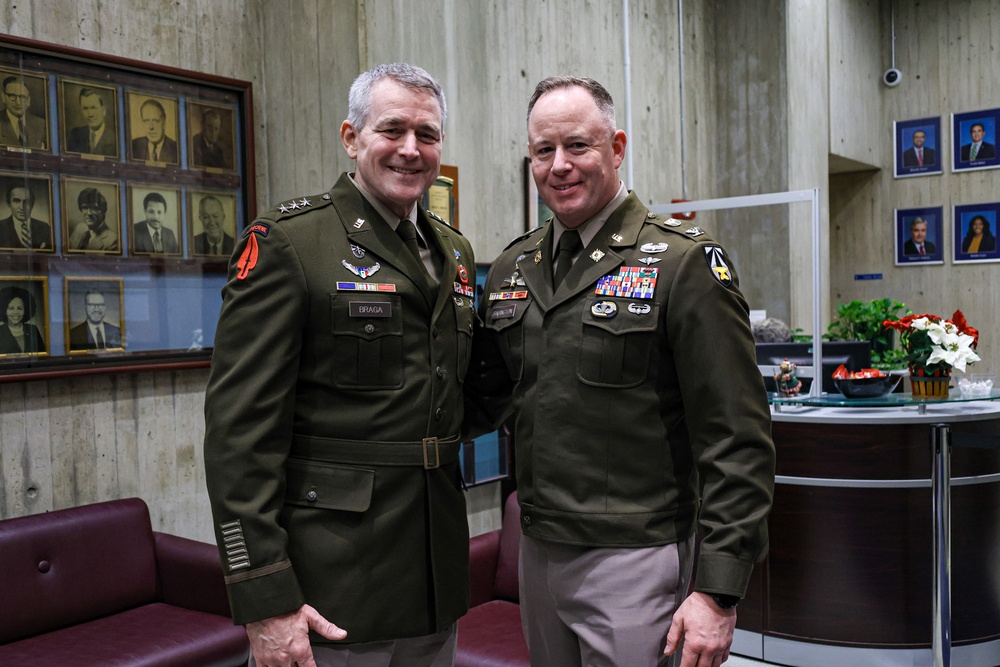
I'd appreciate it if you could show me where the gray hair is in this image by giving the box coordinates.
[527,76,616,130]
[347,63,446,130]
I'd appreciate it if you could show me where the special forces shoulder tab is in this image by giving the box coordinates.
[271,193,332,220]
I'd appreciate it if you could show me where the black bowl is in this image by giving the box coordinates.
[834,374,902,399]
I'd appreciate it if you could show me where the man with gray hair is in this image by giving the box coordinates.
[205,63,474,667]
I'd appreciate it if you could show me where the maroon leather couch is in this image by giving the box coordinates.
[0,497,249,666]
[456,491,529,667]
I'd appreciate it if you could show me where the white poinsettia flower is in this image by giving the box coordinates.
[910,317,932,330]
[926,331,981,372]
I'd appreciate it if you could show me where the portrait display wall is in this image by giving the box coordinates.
[0,35,254,376]
[895,206,944,266]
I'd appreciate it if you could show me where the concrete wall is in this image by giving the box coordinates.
[2,0,999,540]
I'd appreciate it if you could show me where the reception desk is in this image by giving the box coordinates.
[733,394,1000,667]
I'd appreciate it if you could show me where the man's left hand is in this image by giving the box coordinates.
[663,591,736,667]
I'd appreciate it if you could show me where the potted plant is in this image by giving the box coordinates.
[883,310,980,397]
[825,298,911,369]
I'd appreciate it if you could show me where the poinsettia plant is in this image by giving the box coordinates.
[883,310,980,375]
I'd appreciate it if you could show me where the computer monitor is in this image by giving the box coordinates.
[756,341,873,393]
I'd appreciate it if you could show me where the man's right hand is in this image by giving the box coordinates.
[246,604,347,667]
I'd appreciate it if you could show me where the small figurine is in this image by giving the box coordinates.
[775,358,802,395]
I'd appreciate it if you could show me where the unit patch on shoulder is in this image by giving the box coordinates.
[704,245,733,287]
[236,233,260,280]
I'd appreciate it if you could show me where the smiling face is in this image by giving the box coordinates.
[3,80,29,118]
[85,292,106,325]
[5,296,24,325]
[527,85,627,229]
[340,79,443,220]
[971,124,985,143]
[910,221,928,244]
[912,131,925,148]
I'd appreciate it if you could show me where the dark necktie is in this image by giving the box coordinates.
[18,118,27,146]
[919,244,925,255]
[211,243,218,255]
[553,230,582,287]
[397,218,424,267]
[95,326,105,348]
[152,230,162,252]
[90,129,97,152]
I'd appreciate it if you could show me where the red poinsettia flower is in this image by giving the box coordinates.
[950,309,980,348]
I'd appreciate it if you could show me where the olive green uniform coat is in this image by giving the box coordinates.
[467,192,775,599]
[205,173,474,643]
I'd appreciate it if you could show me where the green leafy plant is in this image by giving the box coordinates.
[824,298,911,368]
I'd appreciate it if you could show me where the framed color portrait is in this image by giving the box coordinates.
[126,91,180,166]
[189,190,237,257]
[128,183,182,256]
[895,206,944,266]
[64,277,125,354]
[953,203,1000,264]
[58,78,120,159]
[952,108,1000,172]
[894,116,941,178]
[187,100,236,172]
[0,67,51,153]
[0,275,49,357]
[0,171,55,252]
[61,176,122,255]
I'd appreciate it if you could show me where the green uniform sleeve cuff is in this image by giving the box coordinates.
[693,553,756,598]
[226,561,306,625]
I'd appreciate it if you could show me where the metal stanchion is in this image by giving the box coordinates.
[931,423,951,667]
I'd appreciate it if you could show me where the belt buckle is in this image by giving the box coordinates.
[422,437,440,469]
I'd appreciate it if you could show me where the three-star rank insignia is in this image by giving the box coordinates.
[704,245,733,287]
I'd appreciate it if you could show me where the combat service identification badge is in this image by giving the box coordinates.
[704,245,733,287]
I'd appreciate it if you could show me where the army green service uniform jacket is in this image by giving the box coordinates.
[204,173,474,643]
[467,192,775,599]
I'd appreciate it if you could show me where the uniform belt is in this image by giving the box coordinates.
[290,434,461,469]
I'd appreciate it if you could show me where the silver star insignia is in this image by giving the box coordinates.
[278,204,290,213]
[299,198,312,207]
[288,201,301,210]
